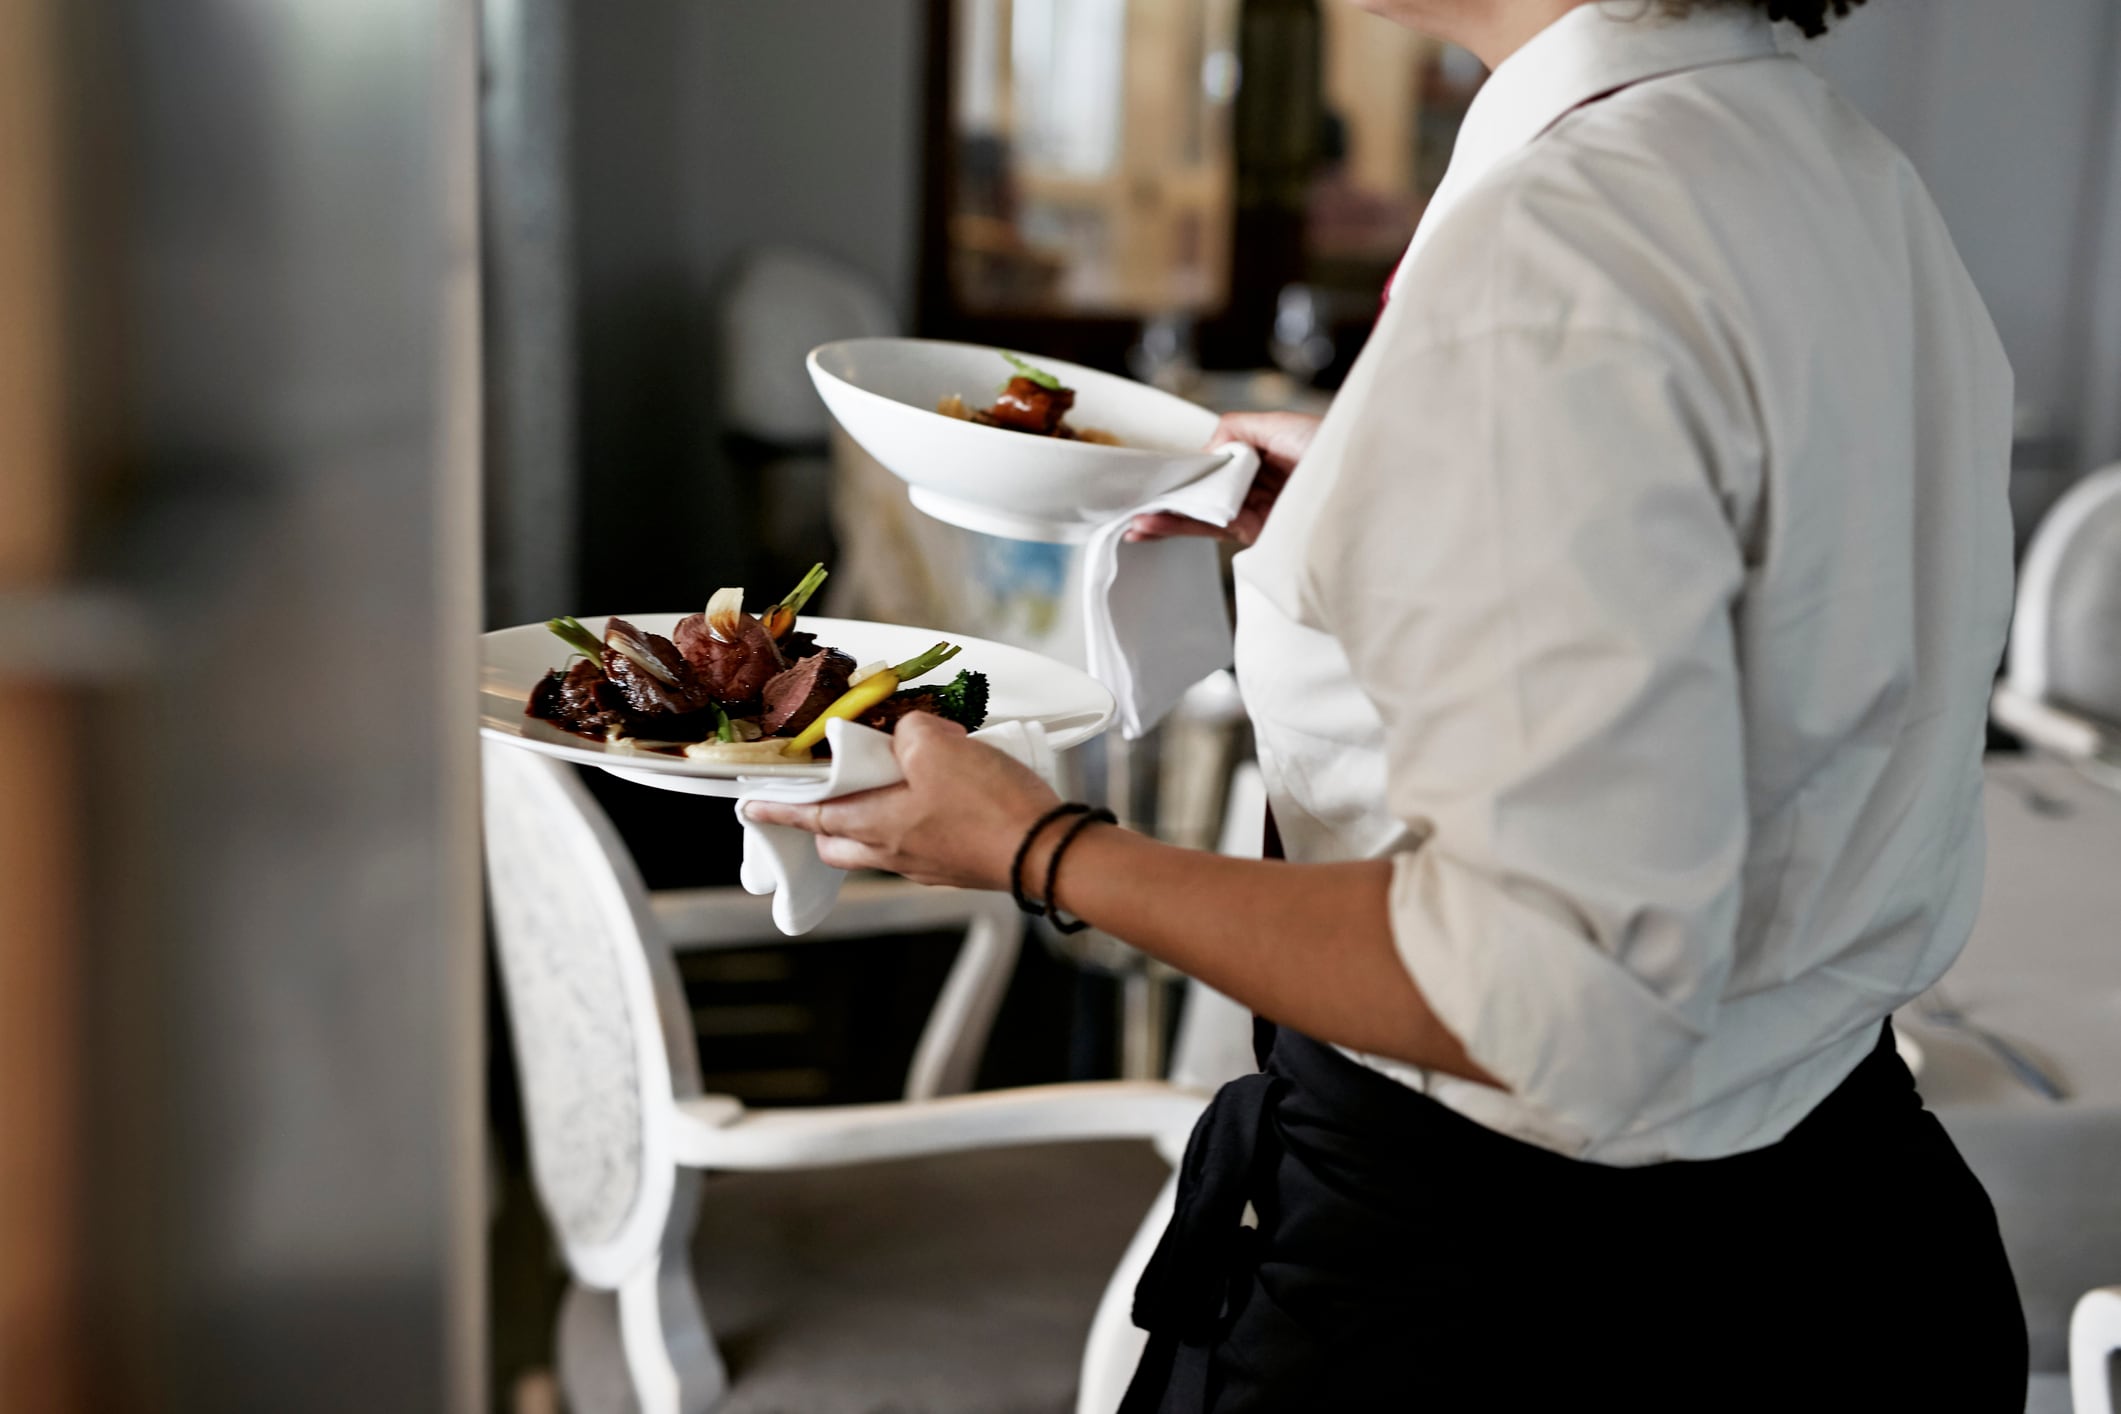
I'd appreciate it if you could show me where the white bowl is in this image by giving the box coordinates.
[807,337,1234,543]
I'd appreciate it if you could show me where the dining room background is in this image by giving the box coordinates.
[460,1,2121,1409]
[5,0,2119,1410]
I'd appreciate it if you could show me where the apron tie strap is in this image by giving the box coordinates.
[1120,1063,1287,1412]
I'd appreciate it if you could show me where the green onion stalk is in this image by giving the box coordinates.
[546,615,605,664]
[763,562,829,639]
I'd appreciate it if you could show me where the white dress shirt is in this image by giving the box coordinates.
[1231,3,2014,1163]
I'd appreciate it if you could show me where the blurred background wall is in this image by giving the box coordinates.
[1804,0,2121,526]
[554,0,930,620]
[547,0,2121,621]
[672,2,928,324]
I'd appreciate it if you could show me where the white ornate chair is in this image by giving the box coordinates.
[2075,1285,2121,1414]
[1992,462,2121,764]
[481,738,1218,1413]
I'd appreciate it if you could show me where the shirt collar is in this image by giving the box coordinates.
[1447,2,1783,191]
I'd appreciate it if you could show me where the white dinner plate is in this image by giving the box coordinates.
[480,614,1114,785]
[808,337,1236,543]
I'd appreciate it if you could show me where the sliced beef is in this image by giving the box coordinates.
[779,630,822,660]
[673,610,786,706]
[758,648,856,736]
[601,617,717,716]
[975,376,1075,436]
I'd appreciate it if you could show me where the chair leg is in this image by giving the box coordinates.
[618,1252,684,1414]
[654,1179,729,1414]
[558,1175,729,1414]
[1076,1168,1178,1414]
[903,900,1022,1100]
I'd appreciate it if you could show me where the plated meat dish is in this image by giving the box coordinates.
[936,353,1121,445]
[525,565,988,761]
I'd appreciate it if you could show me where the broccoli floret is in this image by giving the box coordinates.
[933,669,989,730]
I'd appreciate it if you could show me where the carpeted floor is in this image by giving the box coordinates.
[693,1138,1171,1414]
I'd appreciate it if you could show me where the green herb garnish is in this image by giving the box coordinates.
[1002,352,1062,391]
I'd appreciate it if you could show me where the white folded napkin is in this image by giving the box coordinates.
[735,716,1058,935]
[1080,444,1260,738]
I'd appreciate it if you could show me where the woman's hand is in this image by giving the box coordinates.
[1126,410,1323,548]
[743,714,1062,892]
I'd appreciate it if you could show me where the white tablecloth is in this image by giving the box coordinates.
[1901,756,2121,1108]
[1895,755,2121,1387]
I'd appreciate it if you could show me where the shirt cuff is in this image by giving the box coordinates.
[1388,846,1712,1149]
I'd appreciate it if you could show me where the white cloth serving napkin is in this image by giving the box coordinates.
[1080,443,1260,739]
[735,716,1058,935]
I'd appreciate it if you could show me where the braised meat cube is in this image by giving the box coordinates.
[975,375,1075,437]
[527,659,624,738]
[855,689,974,733]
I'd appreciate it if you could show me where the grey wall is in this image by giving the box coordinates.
[1801,0,2121,473]
[484,0,580,627]
[568,0,925,611]
[574,0,923,324]
[570,0,718,609]
[675,0,925,325]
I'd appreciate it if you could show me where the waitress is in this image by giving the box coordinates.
[751,0,2029,1406]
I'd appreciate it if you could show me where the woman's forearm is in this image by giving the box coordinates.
[744,716,1496,1084]
[1026,824,1500,1086]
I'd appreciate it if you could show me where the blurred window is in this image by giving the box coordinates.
[942,0,1482,322]
[950,0,1238,315]
[1309,10,1485,275]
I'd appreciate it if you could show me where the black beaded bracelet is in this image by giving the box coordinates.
[1041,807,1116,935]
[1010,803,1091,918]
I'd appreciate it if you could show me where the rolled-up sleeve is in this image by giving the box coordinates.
[1307,322,1752,1147]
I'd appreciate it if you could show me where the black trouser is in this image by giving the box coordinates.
[1122,1020,2027,1412]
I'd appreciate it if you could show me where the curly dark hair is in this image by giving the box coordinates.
[1668,0,1869,39]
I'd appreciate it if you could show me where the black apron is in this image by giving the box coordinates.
[1120,1017,2027,1412]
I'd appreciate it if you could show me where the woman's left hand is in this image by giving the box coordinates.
[743,713,1063,891]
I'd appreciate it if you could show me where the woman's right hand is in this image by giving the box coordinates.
[1126,410,1323,549]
